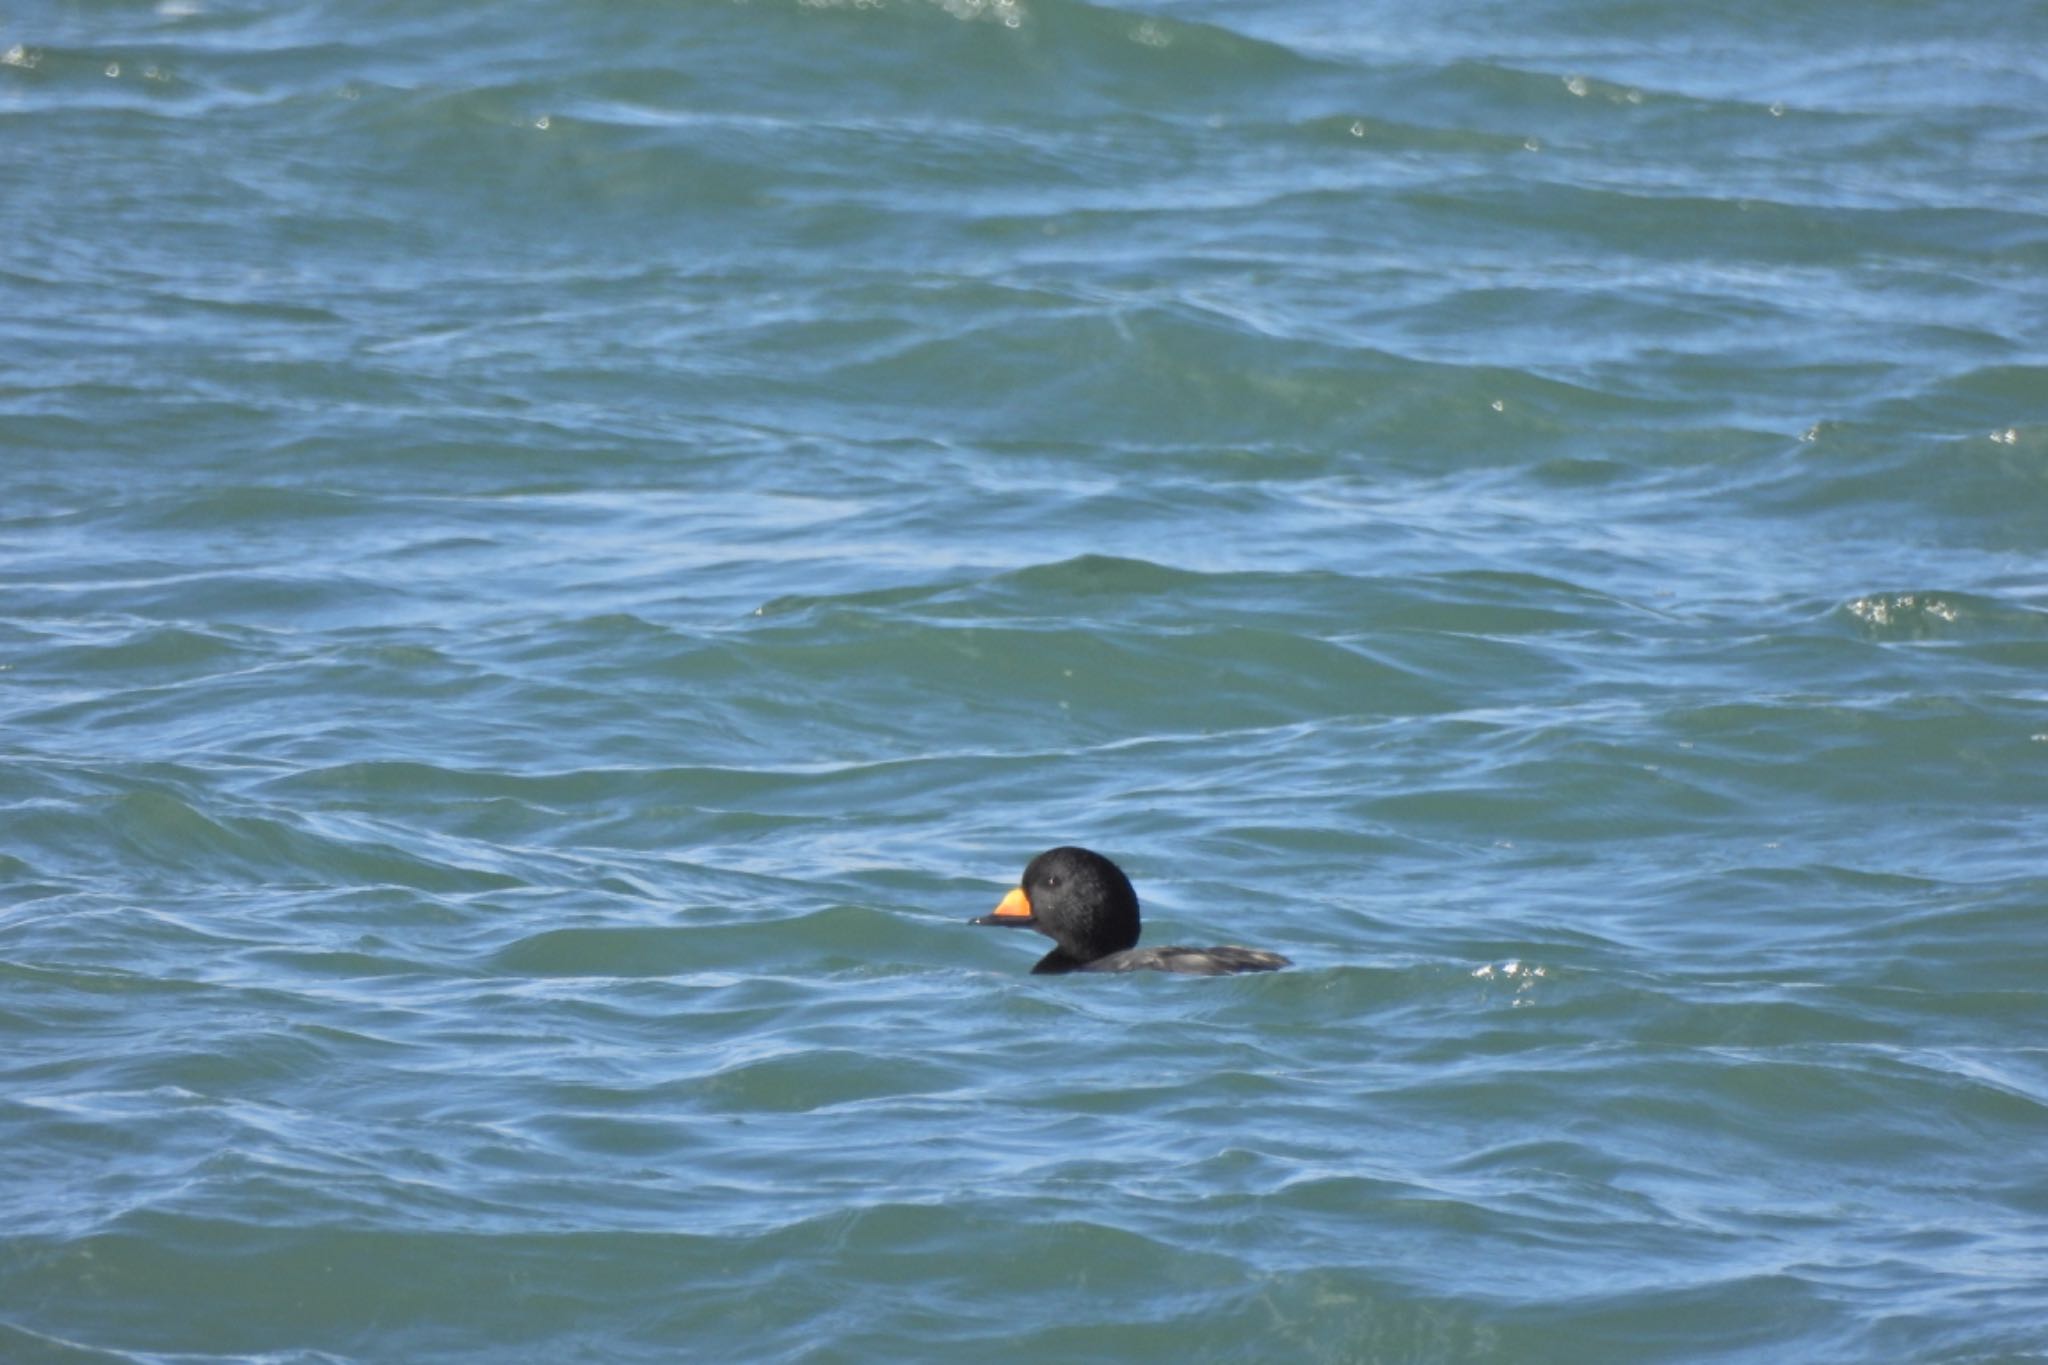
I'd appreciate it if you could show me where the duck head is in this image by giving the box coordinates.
[971,845,1142,971]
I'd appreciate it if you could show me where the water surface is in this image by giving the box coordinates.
[4,0,2047,1359]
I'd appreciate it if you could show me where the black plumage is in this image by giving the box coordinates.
[971,846,1290,976]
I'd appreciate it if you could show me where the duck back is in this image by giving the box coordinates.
[1079,944,1292,975]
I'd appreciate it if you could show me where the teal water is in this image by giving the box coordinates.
[5,0,2048,1360]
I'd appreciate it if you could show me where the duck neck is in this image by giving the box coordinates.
[1029,946,1091,975]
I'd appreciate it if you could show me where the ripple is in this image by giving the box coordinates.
[4,0,2045,1357]
[1839,588,2048,641]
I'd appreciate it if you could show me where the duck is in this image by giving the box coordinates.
[970,846,1291,975]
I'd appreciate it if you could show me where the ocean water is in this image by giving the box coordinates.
[4,0,2047,1359]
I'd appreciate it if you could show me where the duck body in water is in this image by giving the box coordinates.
[971,846,1291,975]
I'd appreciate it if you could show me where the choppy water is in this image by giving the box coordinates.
[5,0,2048,1360]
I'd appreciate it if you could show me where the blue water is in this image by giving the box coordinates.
[4,0,2047,1360]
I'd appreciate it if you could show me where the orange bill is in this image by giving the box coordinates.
[969,885,1036,926]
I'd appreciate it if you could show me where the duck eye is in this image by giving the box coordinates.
[1045,875,1061,888]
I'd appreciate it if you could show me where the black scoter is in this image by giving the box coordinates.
[970,846,1290,975]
